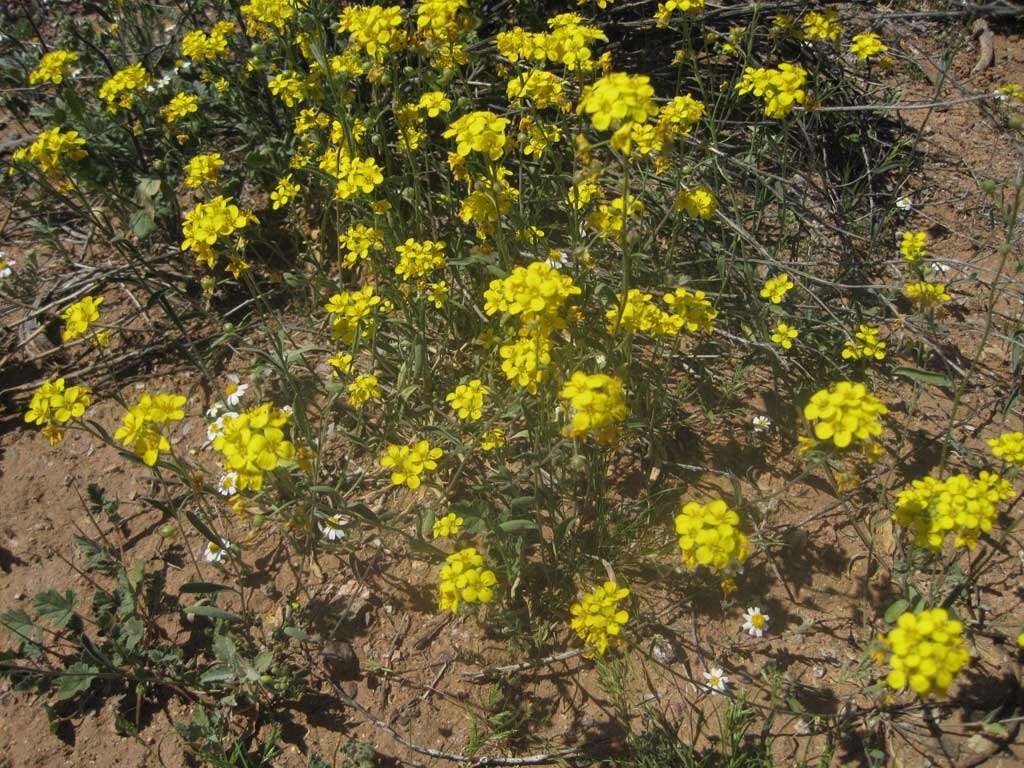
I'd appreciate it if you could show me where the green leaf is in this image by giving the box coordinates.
[33,590,76,629]
[283,626,312,642]
[213,632,237,665]
[252,650,274,674]
[884,598,908,624]
[56,662,98,700]
[498,519,538,533]
[129,209,156,240]
[983,721,1009,738]
[1,608,35,645]
[200,667,235,685]
[121,617,144,651]
[185,509,223,548]
[893,367,953,388]
[185,604,242,622]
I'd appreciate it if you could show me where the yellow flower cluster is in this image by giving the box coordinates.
[663,287,718,333]
[842,324,886,361]
[181,195,253,268]
[654,0,704,27]
[578,72,657,132]
[161,93,199,125]
[446,379,488,421]
[771,322,798,350]
[270,174,300,209]
[213,403,296,491]
[417,0,468,42]
[395,238,446,280]
[444,111,510,161]
[24,378,92,445]
[736,63,808,118]
[98,62,151,112]
[338,5,406,61]
[61,295,106,345]
[801,10,842,42]
[674,499,749,574]
[894,471,1014,550]
[181,21,235,62]
[432,512,464,539]
[484,261,580,327]
[674,187,717,219]
[590,195,644,238]
[347,374,381,407]
[507,69,567,110]
[184,152,224,188]
[499,332,552,395]
[882,608,970,698]
[988,432,1024,466]
[656,95,705,144]
[438,547,497,613]
[29,50,78,85]
[324,286,381,343]
[496,15,608,72]
[851,32,887,61]
[570,581,630,655]
[114,393,186,466]
[340,224,384,268]
[380,440,443,488]
[559,372,627,442]
[803,381,888,448]
[331,156,384,200]
[903,280,950,309]
[760,273,794,303]
[14,127,87,175]
[480,428,505,451]
[268,72,309,108]
[240,0,296,36]
[900,231,928,263]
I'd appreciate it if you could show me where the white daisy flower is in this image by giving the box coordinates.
[217,472,238,497]
[223,377,248,408]
[752,415,772,433]
[931,261,951,274]
[703,667,729,693]
[545,250,570,269]
[994,90,1010,102]
[742,607,769,637]
[895,196,912,211]
[206,401,224,419]
[319,514,347,541]
[281,404,294,416]
[0,256,14,279]
[204,540,230,563]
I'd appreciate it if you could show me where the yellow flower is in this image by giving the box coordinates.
[842,324,886,361]
[438,547,497,613]
[801,9,842,42]
[570,581,630,655]
[181,21,235,62]
[347,374,381,408]
[160,92,199,124]
[324,286,381,344]
[771,322,798,350]
[675,499,749,574]
[443,111,510,160]
[29,50,78,85]
[903,280,950,310]
[270,174,300,209]
[395,239,446,281]
[760,273,794,304]
[480,427,505,451]
[427,281,449,308]
[559,372,628,443]
[25,378,92,445]
[446,379,488,421]
[674,187,717,219]
[380,440,443,489]
[881,608,970,698]
[61,295,104,343]
[240,0,296,36]
[114,392,187,466]
[894,471,1014,550]
[662,287,717,333]
[331,156,384,200]
[98,62,151,112]
[483,261,581,326]
[328,352,353,377]
[212,403,295,491]
[499,332,551,394]
[181,196,253,268]
[577,72,657,131]
[184,152,224,188]
[654,0,705,27]
[337,4,406,61]
[432,512,464,539]
[339,224,384,268]
[16,127,87,176]
[803,381,887,449]
[900,231,928,263]
[988,432,1024,466]
[850,32,887,61]
[507,69,566,110]
[736,63,808,118]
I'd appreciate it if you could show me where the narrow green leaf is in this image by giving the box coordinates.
[893,367,953,388]
[185,604,242,622]
[179,582,236,595]
[884,598,909,624]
